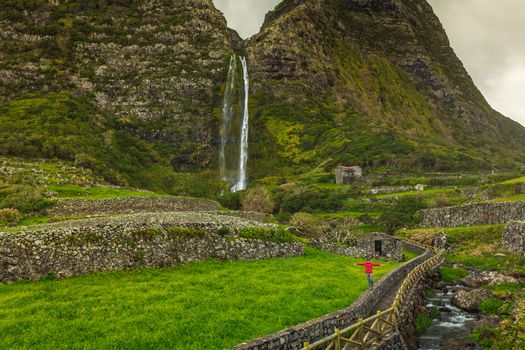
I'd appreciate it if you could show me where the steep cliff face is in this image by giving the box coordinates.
[1,0,524,193]
[246,0,525,175]
[0,0,232,171]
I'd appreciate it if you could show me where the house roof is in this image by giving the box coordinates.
[337,165,361,170]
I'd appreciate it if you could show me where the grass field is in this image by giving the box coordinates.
[0,248,402,350]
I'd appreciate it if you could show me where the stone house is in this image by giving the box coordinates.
[311,233,404,261]
[335,165,363,184]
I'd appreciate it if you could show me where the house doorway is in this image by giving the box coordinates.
[374,240,383,256]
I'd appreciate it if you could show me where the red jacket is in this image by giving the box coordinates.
[357,261,381,274]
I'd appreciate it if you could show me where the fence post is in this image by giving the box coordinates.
[377,310,383,337]
[335,328,341,350]
[358,318,365,349]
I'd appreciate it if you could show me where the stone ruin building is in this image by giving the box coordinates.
[335,165,363,184]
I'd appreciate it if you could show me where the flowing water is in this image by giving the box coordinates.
[231,56,250,193]
[219,55,237,181]
[418,287,479,350]
[220,55,250,193]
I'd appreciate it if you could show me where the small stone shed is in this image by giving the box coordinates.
[336,165,363,184]
[354,233,403,260]
[312,233,404,261]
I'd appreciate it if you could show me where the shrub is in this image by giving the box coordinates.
[218,191,242,210]
[0,186,52,213]
[238,226,295,243]
[0,208,21,226]
[414,309,439,335]
[290,212,324,238]
[217,226,230,237]
[241,187,275,213]
[478,298,503,315]
[277,186,345,213]
[379,195,426,232]
[274,211,292,224]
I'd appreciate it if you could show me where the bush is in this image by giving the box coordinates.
[241,187,275,213]
[238,226,295,243]
[414,309,439,335]
[276,186,345,213]
[218,191,242,210]
[0,208,21,226]
[0,186,52,213]
[274,211,292,224]
[478,298,503,315]
[379,195,426,232]
[290,212,325,238]
[217,226,230,237]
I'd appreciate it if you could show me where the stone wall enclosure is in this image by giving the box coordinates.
[0,212,303,283]
[420,201,525,227]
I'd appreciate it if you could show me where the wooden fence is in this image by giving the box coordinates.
[303,240,444,350]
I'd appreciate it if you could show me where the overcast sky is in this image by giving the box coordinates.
[213,0,525,127]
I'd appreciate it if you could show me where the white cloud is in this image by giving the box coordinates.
[213,0,281,38]
[428,0,525,126]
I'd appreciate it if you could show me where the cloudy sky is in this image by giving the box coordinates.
[213,0,525,127]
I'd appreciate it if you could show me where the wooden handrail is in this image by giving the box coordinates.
[303,240,444,350]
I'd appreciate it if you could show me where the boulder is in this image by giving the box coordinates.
[461,276,483,288]
[452,289,493,312]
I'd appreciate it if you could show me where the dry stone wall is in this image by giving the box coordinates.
[234,251,431,350]
[0,212,303,283]
[420,201,525,227]
[47,196,220,216]
[501,221,525,255]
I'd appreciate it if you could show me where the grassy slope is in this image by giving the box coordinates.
[0,248,401,349]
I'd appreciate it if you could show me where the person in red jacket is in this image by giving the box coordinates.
[356,257,381,288]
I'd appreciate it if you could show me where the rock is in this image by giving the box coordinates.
[441,337,477,349]
[452,289,493,312]
[436,281,448,290]
[475,270,520,286]
[415,184,425,192]
[461,276,483,288]
[475,315,501,328]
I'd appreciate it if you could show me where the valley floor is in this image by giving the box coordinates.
[0,248,401,350]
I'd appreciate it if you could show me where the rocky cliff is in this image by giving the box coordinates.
[0,0,232,178]
[246,0,525,175]
[1,0,524,194]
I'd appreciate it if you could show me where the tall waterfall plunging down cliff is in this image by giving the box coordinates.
[231,57,250,193]
[219,55,237,181]
[220,55,250,193]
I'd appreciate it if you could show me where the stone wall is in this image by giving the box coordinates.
[420,201,525,228]
[234,251,432,350]
[47,196,220,216]
[372,332,408,350]
[501,221,525,255]
[310,233,404,261]
[0,212,303,283]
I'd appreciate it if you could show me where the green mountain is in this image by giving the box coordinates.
[246,0,525,177]
[0,0,524,195]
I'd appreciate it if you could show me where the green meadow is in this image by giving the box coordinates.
[0,248,402,350]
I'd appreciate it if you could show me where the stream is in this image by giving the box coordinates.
[417,286,480,350]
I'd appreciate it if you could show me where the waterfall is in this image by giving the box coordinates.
[231,57,250,193]
[219,55,250,193]
[219,55,237,181]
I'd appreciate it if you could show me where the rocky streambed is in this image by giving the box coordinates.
[416,268,518,350]
[418,286,480,350]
